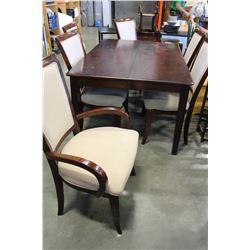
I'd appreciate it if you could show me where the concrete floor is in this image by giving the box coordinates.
[43,27,208,250]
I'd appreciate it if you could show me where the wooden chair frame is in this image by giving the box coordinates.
[43,54,135,234]
[56,29,86,71]
[142,37,208,146]
[137,4,158,34]
[185,28,207,68]
[62,21,79,33]
[196,83,208,142]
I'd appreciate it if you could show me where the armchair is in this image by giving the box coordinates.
[43,54,139,234]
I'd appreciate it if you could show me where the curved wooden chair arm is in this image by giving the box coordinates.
[76,107,129,128]
[46,151,108,197]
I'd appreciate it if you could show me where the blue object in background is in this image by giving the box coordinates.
[48,13,58,30]
[94,1,103,27]
[95,20,103,27]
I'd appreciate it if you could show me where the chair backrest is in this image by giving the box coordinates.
[184,29,206,67]
[43,54,78,151]
[113,17,137,40]
[190,37,208,94]
[58,12,73,34]
[62,22,86,52]
[56,30,86,70]
[62,22,79,33]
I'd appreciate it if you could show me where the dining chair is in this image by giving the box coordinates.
[62,22,87,66]
[142,37,208,146]
[56,29,129,112]
[113,17,137,40]
[184,28,206,68]
[138,4,157,34]
[43,54,139,234]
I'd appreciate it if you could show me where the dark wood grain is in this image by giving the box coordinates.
[129,42,192,84]
[68,40,137,79]
[67,40,192,87]
[67,39,193,155]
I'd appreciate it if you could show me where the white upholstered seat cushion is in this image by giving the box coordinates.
[58,127,139,196]
[81,87,128,107]
[143,91,189,111]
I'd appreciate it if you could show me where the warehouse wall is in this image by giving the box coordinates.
[80,0,157,28]
[115,1,157,29]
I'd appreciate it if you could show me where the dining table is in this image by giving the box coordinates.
[67,39,193,155]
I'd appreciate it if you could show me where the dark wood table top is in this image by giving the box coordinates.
[67,39,192,86]
[160,30,188,37]
[68,39,193,155]
[98,27,116,33]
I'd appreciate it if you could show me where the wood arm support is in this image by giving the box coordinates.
[76,107,129,128]
[46,151,108,197]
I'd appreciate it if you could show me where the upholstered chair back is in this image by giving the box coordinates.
[56,30,85,70]
[43,56,75,151]
[114,18,137,40]
[184,29,204,65]
[190,39,208,93]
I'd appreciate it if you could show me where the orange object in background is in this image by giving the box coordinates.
[155,1,163,31]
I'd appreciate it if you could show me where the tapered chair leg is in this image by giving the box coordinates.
[141,102,146,116]
[109,196,122,234]
[124,97,129,113]
[183,107,193,145]
[55,177,64,215]
[48,159,65,215]
[130,167,136,176]
[142,110,153,145]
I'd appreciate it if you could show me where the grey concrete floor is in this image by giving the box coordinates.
[43,27,208,250]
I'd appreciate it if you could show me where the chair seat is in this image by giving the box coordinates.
[81,87,128,107]
[143,91,189,111]
[58,127,139,196]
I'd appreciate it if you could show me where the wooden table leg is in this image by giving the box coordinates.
[70,77,83,130]
[172,86,189,155]
[98,30,101,43]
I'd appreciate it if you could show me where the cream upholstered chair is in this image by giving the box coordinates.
[113,17,137,41]
[56,30,128,111]
[43,54,139,234]
[142,37,208,145]
[184,28,206,68]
